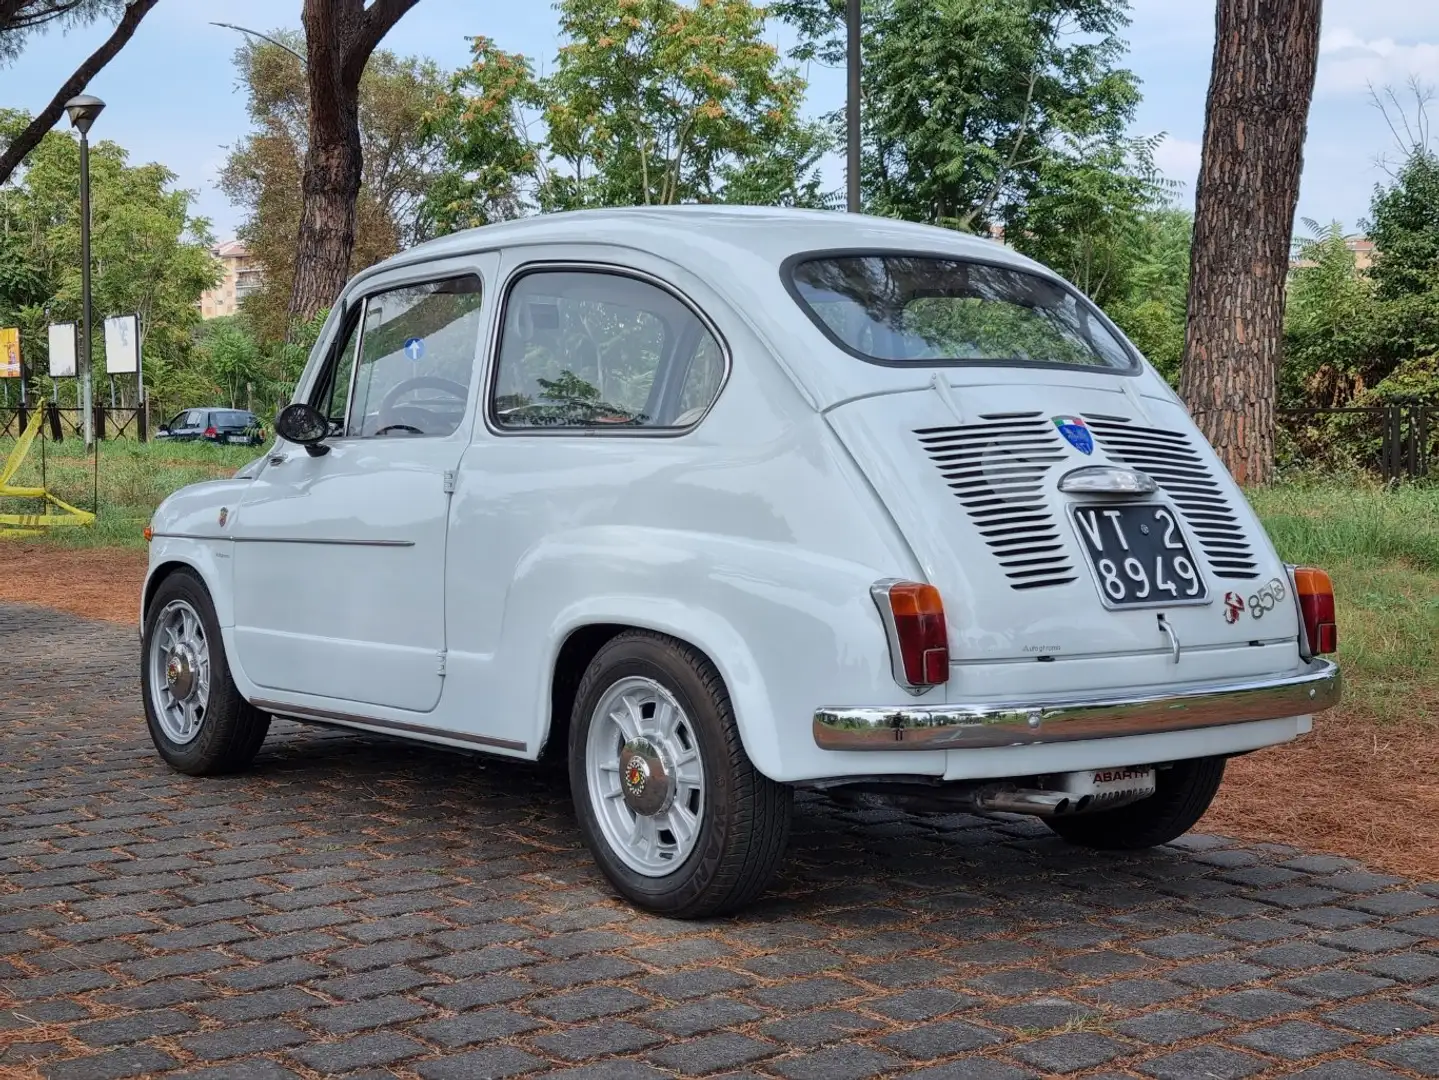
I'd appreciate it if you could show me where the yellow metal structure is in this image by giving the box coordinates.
[0,409,95,536]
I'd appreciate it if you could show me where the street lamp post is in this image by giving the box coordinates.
[846,0,861,214]
[65,94,105,450]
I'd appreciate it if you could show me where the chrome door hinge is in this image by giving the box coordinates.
[437,651,447,676]
[442,470,456,494]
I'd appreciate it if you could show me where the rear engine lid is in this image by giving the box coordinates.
[826,379,1298,676]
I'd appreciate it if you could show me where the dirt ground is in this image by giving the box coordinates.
[2,542,1436,882]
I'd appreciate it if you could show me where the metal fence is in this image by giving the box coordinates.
[0,404,149,442]
[1278,406,1432,480]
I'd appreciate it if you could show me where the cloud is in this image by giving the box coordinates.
[1317,27,1439,95]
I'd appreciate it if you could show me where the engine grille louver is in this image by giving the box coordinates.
[1084,416,1261,580]
[916,412,1078,590]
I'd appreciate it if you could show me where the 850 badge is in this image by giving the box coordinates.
[1224,577,1287,622]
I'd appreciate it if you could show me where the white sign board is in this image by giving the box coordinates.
[104,314,140,374]
[48,322,77,378]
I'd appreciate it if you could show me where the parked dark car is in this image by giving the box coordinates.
[156,408,265,446]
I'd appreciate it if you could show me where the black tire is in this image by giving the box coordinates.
[568,631,792,918]
[141,568,270,776]
[1045,756,1226,850]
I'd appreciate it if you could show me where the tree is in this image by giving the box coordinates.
[538,0,830,209]
[1180,0,1321,486]
[0,121,218,413]
[288,0,424,325]
[0,0,160,186]
[221,35,447,344]
[1283,220,1379,408]
[1105,206,1193,385]
[776,0,1138,231]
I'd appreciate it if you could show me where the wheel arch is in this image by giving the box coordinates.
[141,541,234,629]
[539,613,772,772]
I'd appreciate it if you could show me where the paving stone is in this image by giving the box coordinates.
[1362,952,1439,982]
[769,1046,906,1080]
[194,988,320,1024]
[42,1047,181,1080]
[1202,988,1309,1020]
[965,968,1069,997]
[1112,1008,1226,1045]
[1009,1033,1130,1072]
[982,998,1096,1032]
[414,1008,542,1047]
[1286,1064,1408,1080]
[1077,978,1189,1007]
[647,1033,778,1074]
[1324,1000,1436,1034]
[745,978,855,1010]
[307,995,432,1035]
[288,1032,428,1073]
[1248,941,1352,969]
[1284,969,1398,999]
[72,1009,198,1046]
[1292,906,1379,930]
[1139,1046,1266,1079]
[1137,932,1232,959]
[179,1022,311,1061]
[168,1063,304,1080]
[532,1063,664,1080]
[1321,927,1421,953]
[419,975,533,1010]
[1213,917,1304,943]
[647,997,764,1037]
[1370,1035,1439,1076]
[1169,959,1272,988]
[1354,892,1439,916]
[905,1061,1037,1080]
[876,1018,1003,1059]
[1231,1019,1358,1058]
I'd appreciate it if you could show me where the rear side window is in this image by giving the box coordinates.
[490,269,725,430]
[787,255,1136,372]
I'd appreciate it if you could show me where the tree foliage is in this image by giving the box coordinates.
[0,116,218,412]
[428,0,835,224]
[221,36,448,344]
[775,0,1138,231]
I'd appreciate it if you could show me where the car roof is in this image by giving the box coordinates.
[357,205,1048,284]
[346,206,1098,410]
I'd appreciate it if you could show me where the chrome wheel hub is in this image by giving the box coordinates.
[586,676,706,878]
[147,599,211,746]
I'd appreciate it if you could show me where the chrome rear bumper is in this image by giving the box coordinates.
[813,659,1340,750]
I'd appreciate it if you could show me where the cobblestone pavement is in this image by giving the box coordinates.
[3,601,1439,1080]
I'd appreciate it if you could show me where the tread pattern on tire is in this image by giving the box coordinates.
[143,568,270,776]
[570,629,792,918]
[1046,756,1226,850]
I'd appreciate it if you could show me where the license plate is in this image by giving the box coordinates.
[226,435,247,444]
[1070,504,1208,607]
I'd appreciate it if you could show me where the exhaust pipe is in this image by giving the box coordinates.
[972,785,1092,818]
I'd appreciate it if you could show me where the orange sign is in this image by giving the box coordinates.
[0,328,18,378]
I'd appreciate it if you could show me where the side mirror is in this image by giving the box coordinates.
[274,402,331,457]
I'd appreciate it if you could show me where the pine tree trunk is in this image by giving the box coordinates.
[1180,0,1322,486]
[287,97,362,323]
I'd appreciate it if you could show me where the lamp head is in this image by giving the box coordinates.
[64,95,105,136]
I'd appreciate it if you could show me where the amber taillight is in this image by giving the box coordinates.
[1292,566,1337,656]
[872,580,949,691]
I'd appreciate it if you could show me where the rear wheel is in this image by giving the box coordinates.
[1045,756,1226,850]
[142,569,270,776]
[569,631,792,918]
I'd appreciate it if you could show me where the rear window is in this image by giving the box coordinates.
[214,411,255,426]
[786,254,1137,372]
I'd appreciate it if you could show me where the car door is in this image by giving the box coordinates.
[230,257,494,714]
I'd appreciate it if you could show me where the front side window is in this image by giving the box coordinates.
[184,410,204,428]
[491,270,725,430]
[345,275,485,438]
[788,255,1136,372]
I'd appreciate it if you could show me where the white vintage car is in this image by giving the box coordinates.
[141,206,1341,917]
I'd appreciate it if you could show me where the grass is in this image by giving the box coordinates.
[1248,481,1439,715]
[2,435,1435,713]
[0,435,257,547]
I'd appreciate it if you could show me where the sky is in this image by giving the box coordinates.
[2,0,1438,243]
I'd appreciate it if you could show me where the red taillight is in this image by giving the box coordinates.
[204,426,218,437]
[1293,567,1337,656]
[874,580,949,689]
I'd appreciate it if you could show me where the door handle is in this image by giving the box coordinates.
[268,453,288,466]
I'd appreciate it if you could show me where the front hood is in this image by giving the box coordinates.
[827,378,1298,668]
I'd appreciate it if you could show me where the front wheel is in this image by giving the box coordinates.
[142,569,270,776]
[1045,756,1226,850]
[569,631,792,918]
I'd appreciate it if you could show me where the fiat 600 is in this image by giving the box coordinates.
[141,207,1341,917]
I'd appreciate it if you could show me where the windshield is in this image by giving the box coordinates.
[787,254,1137,372]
